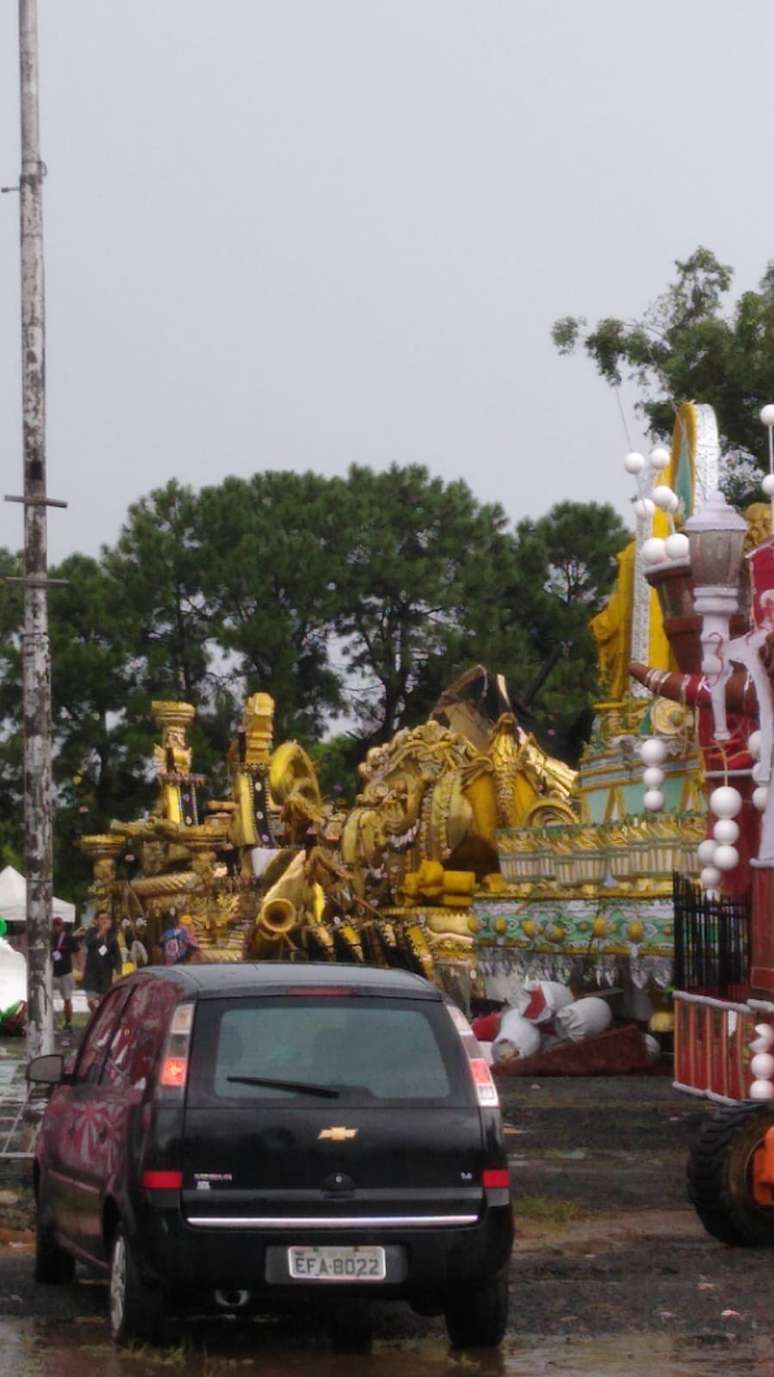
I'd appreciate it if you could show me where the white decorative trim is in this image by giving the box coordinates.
[692,404,721,504]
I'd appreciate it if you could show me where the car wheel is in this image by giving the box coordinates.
[444,1275,509,1348]
[326,1301,373,1352]
[688,1101,774,1246]
[108,1225,165,1346]
[34,1212,75,1284]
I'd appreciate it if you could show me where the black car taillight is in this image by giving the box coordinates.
[142,1170,183,1189]
[446,1004,499,1107]
[155,1001,194,1100]
[482,1169,510,1189]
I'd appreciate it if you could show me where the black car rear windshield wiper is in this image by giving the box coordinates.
[226,1075,340,1099]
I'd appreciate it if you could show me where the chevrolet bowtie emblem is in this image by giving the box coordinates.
[319,1126,358,1141]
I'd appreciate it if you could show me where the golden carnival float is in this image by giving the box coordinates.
[78,409,721,1018]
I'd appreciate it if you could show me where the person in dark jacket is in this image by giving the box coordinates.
[50,914,81,1032]
[83,912,122,1011]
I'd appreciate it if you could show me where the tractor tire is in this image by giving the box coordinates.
[688,1100,774,1246]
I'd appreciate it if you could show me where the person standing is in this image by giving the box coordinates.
[83,912,122,1012]
[50,914,79,1035]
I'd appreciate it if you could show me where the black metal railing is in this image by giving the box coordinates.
[673,872,751,1000]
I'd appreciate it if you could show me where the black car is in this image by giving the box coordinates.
[30,963,513,1348]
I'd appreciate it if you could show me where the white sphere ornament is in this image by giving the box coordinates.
[643,789,664,812]
[643,766,665,790]
[652,485,679,513]
[634,497,656,519]
[624,451,645,475]
[760,404,774,427]
[751,1052,774,1080]
[748,730,762,760]
[762,474,774,499]
[750,1079,774,1101]
[713,844,739,872]
[642,536,667,565]
[649,445,671,472]
[713,818,739,845]
[700,866,721,889]
[754,1023,774,1049]
[710,785,743,819]
[698,839,718,866]
[640,737,667,766]
[753,785,769,811]
[664,532,690,561]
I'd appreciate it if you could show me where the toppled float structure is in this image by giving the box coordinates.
[79,685,584,996]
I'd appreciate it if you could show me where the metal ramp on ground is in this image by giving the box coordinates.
[0,1061,43,1161]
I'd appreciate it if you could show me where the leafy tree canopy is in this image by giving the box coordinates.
[552,247,774,468]
[0,470,628,897]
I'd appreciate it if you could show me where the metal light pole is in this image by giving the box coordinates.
[17,0,54,1059]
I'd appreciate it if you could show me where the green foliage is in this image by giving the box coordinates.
[308,734,361,807]
[331,464,514,741]
[0,470,629,900]
[195,471,343,740]
[552,247,774,463]
[491,502,629,732]
[105,480,211,702]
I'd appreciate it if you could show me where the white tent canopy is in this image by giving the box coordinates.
[0,866,76,925]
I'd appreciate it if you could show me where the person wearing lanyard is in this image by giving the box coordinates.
[83,912,122,1012]
[50,914,79,1034]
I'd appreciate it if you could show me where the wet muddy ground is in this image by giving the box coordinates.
[1,1074,773,1375]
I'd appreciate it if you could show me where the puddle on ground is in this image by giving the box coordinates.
[0,1319,770,1377]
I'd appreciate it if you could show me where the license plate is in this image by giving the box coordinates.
[287,1245,386,1282]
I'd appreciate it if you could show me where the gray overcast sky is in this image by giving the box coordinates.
[1,1,772,564]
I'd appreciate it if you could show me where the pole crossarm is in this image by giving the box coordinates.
[5,494,67,508]
[3,576,68,587]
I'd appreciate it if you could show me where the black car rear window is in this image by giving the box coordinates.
[187,996,471,1106]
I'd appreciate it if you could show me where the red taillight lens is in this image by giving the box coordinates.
[155,1001,194,1099]
[469,1057,499,1106]
[482,1169,510,1189]
[142,1170,183,1190]
[445,1004,500,1107]
[159,1056,188,1088]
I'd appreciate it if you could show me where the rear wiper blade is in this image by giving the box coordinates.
[226,1075,340,1099]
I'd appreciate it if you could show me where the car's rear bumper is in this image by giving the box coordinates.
[136,1204,514,1298]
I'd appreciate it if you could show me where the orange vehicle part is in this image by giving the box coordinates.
[752,1126,774,1206]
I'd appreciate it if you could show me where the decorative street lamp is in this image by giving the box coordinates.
[684,491,748,742]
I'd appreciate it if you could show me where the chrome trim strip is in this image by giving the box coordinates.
[185,1214,478,1230]
[49,1167,101,1196]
